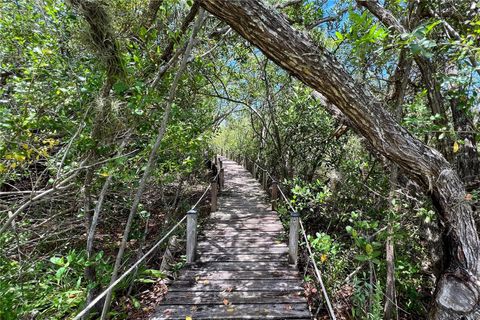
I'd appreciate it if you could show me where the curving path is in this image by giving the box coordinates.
[150,158,312,319]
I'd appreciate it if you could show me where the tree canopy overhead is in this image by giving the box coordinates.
[1,0,479,319]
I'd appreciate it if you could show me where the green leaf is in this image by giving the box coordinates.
[365,243,373,255]
[50,256,64,266]
[113,81,128,94]
[55,266,67,280]
[142,269,165,278]
[335,31,344,41]
[131,296,141,309]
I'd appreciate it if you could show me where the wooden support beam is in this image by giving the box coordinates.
[186,209,198,263]
[288,211,300,266]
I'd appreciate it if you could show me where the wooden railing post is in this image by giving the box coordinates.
[289,211,300,265]
[211,179,218,212]
[262,169,268,190]
[220,167,225,190]
[186,209,198,263]
[271,180,278,211]
[253,163,257,179]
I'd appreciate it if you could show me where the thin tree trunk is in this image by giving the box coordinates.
[197,1,480,318]
[384,49,411,320]
[144,0,164,28]
[83,136,130,318]
[100,9,206,319]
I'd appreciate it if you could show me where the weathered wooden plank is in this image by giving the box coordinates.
[209,218,280,224]
[203,228,283,233]
[188,261,295,271]
[197,253,287,263]
[204,220,284,231]
[159,290,306,305]
[199,234,285,240]
[210,213,278,219]
[217,207,271,211]
[197,239,286,247]
[204,225,284,232]
[152,303,311,319]
[206,221,282,228]
[196,245,288,254]
[202,231,284,238]
[177,270,299,280]
[169,279,304,292]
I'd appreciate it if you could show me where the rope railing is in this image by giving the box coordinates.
[233,153,337,320]
[73,165,220,320]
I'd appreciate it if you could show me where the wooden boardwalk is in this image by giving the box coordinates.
[151,158,312,319]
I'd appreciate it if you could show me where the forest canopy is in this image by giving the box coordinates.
[1,0,479,319]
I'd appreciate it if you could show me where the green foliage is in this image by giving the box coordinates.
[346,211,383,264]
[290,179,332,214]
[1,0,479,319]
[0,250,111,319]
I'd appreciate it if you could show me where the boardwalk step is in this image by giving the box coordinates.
[196,245,288,254]
[152,303,311,319]
[197,253,287,262]
[189,261,295,271]
[202,231,283,238]
[200,235,286,241]
[204,225,284,232]
[169,279,304,292]
[198,239,286,247]
[177,270,299,280]
[160,291,307,305]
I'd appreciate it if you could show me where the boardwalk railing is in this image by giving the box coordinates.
[73,156,222,320]
[225,151,337,320]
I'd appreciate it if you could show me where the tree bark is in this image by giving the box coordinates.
[144,0,164,28]
[197,0,480,318]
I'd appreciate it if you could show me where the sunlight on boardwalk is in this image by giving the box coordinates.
[150,158,312,319]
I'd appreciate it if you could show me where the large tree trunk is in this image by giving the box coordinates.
[197,0,480,318]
